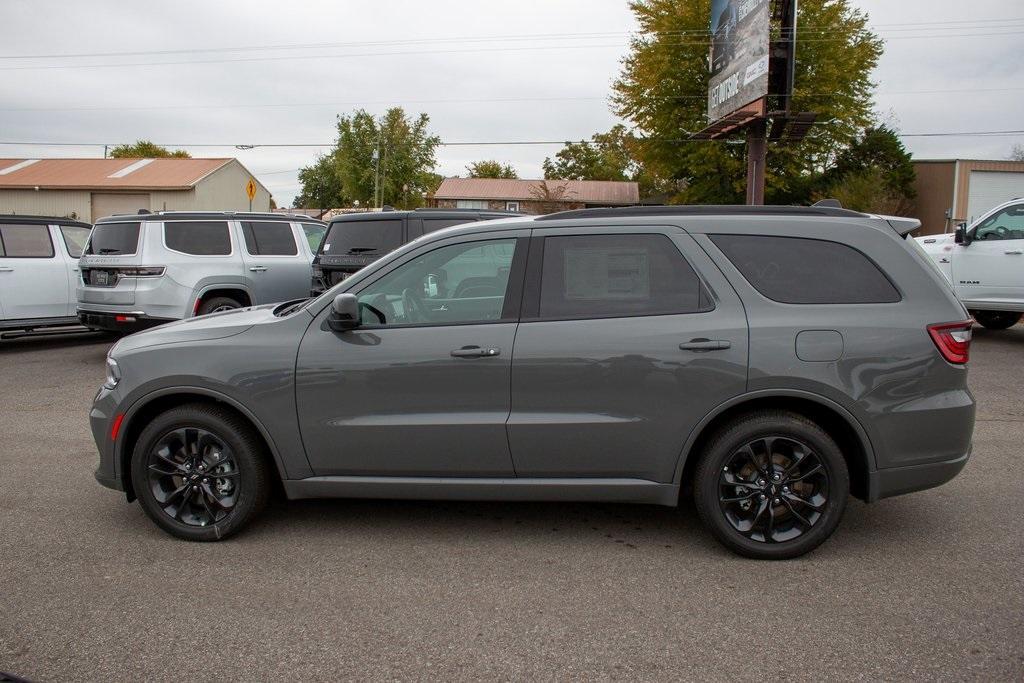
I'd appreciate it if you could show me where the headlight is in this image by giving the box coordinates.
[104,357,121,389]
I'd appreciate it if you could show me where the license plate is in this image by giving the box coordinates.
[93,270,109,286]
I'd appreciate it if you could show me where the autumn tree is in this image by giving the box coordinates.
[294,154,347,210]
[529,180,574,214]
[466,160,518,179]
[334,108,440,209]
[612,0,883,204]
[109,140,190,158]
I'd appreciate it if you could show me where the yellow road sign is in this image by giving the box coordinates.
[246,179,257,201]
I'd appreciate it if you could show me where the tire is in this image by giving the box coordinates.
[693,410,849,560]
[197,296,243,316]
[972,310,1022,330]
[130,403,271,541]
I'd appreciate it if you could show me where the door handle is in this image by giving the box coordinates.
[249,266,267,272]
[450,346,501,358]
[679,338,731,352]
[1005,250,1023,255]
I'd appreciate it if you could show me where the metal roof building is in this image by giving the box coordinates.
[431,177,639,215]
[0,157,271,222]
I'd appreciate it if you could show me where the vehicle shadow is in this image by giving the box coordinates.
[0,329,118,354]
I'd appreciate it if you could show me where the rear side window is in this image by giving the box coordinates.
[164,221,231,256]
[322,219,403,257]
[0,224,54,258]
[84,222,140,255]
[241,221,298,256]
[710,234,900,304]
[301,223,326,252]
[60,225,91,258]
[538,234,711,319]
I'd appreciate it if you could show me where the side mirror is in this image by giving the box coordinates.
[328,293,360,332]
[954,223,971,246]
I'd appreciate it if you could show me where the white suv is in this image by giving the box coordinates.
[77,211,326,333]
[0,215,92,334]
[916,198,1024,329]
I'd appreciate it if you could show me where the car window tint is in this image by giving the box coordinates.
[424,217,474,234]
[356,239,517,326]
[0,224,54,258]
[322,219,403,256]
[84,222,140,255]
[241,221,298,256]
[164,221,231,256]
[538,234,711,319]
[301,223,326,252]
[710,234,901,304]
[60,225,91,258]
[974,204,1024,241]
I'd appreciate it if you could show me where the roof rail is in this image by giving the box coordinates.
[534,205,868,221]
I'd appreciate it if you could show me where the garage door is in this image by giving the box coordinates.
[966,171,1024,224]
[91,193,150,222]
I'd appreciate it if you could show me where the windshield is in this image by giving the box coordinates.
[85,222,141,255]
[321,219,402,257]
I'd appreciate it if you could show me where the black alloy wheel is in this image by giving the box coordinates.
[718,436,829,544]
[694,410,849,560]
[146,427,239,527]
[130,403,270,541]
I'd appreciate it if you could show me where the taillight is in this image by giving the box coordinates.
[927,320,973,364]
[117,266,165,278]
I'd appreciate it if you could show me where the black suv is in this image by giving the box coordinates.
[311,208,519,293]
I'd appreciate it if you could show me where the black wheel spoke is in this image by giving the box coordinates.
[147,426,239,528]
[721,490,759,503]
[781,497,812,528]
[784,492,825,512]
[789,464,823,483]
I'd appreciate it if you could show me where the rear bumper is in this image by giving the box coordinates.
[78,309,173,333]
[869,447,971,501]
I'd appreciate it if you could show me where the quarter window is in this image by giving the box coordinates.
[355,239,519,326]
[60,225,91,258]
[710,234,901,304]
[538,234,711,319]
[241,221,298,256]
[0,224,54,258]
[164,221,231,256]
[301,223,327,252]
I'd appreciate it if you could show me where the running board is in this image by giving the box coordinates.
[0,323,89,340]
[282,476,680,506]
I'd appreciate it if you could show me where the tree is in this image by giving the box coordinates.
[529,180,574,214]
[109,140,190,158]
[823,125,916,198]
[294,154,346,211]
[334,107,441,209]
[1010,144,1024,162]
[818,168,913,216]
[466,160,518,179]
[612,0,883,204]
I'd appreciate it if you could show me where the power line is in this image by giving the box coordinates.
[1,130,1021,151]
[1,29,1022,72]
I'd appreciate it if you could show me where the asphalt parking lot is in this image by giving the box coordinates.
[1,326,1022,681]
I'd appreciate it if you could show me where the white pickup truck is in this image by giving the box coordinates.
[915,199,1024,329]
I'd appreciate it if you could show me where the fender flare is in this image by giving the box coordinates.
[115,385,291,492]
[671,389,878,486]
[190,284,255,317]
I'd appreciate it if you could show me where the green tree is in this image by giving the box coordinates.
[825,125,915,198]
[109,140,190,158]
[294,154,346,210]
[612,0,883,204]
[819,168,913,216]
[334,107,441,209]
[466,160,518,179]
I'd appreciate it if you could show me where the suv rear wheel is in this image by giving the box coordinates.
[130,403,271,541]
[972,310,1021,330]
[694,410,849,560]
[197,296,243,315]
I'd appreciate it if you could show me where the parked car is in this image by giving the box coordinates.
[77,211,326,333]
[311,208,519,294]
[915,198,1024,329]
[0,215,92,334]
[90,205,975,559]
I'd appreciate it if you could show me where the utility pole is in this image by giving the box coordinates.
[745,119,767,205]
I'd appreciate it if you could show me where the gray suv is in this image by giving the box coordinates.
[77,211,326,333]
[89,206,975,559]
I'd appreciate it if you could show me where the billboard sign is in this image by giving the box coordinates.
[708,0,771,123]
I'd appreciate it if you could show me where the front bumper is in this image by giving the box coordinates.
[90,388,125,493]
[79,309,173,333]
[869,447,971,501]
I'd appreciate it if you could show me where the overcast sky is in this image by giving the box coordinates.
[1,0,1021,206]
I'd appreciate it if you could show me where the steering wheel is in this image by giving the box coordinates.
[401,288,429,323]
[994,226,1009,238]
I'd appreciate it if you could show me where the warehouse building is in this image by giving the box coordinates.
[0,157,271,222]
[431,177,639,215]
[910,159,1024,235]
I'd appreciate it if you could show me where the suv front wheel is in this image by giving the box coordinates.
[130,404,271,541]
[694,410,849,560]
